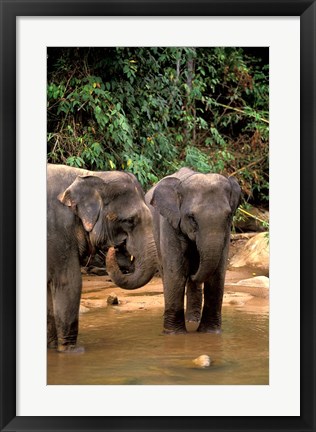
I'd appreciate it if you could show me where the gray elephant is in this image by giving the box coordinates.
[145,168,241,334]
[47,164,157,352]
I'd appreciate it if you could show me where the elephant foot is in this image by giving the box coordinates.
[163,310,186,334]
[163,327,187,335]
[57,344,85,353]
[197,326,222,334]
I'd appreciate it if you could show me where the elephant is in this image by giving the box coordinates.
[145,167,241,334]
[47,163,157,352]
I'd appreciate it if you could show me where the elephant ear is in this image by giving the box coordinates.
[228,176,241,213]
[58,176,103,232]
[150,177,181,229]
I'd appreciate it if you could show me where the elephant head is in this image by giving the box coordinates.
[58,173,158,290]
[150,170,241,283]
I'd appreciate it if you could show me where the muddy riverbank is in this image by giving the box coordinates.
[80,265,269,316]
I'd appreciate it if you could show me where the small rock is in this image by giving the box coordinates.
[107,293,119,305]
[229,299,244,306]
[79,305,90,314]
[193,355,212,368]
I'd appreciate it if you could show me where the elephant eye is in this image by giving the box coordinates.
[187,214,198,230]
[121,216,136,229]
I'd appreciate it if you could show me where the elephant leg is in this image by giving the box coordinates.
[198,237,229,333]
[163,272,187,334]
[47,283,57,348]
[160,220,189,334]
[185,280,203,322]
[197,273,224,333]
[197,269,224,333]
[51,264,83,353]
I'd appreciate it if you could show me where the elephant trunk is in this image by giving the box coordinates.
[190,233,227,283]
[106,230,158,290]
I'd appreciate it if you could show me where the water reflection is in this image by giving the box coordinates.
[47,306,268,385]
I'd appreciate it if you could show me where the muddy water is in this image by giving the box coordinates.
[47,306,268,385]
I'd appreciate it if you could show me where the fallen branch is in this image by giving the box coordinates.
[229,156,266,177]
[238,208,269,226]
[211,101,269,124]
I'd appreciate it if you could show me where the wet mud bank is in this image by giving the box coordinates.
[80,265,269,315]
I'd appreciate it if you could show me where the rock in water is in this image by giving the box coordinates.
[193,355,212,368]
[107,293,119,305]
[236,276,269,288]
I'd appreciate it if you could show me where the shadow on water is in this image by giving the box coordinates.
[47,306,268,385]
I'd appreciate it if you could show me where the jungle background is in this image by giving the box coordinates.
[47,47,269,214]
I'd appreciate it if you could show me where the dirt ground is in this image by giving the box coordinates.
[80,237,269,315]
[80,265,269,316]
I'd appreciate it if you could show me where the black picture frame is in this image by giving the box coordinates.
[1,1,315,431]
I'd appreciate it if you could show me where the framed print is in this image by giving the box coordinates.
[1,0,315,431]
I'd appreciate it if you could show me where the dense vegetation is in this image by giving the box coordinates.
[47,47,269,207]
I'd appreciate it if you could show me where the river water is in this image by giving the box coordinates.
[47,305,268,385]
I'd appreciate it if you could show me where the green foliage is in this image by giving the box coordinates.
[47,47,269,203]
